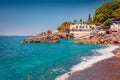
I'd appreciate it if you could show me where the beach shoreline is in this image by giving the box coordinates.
[55,45,120,80]
[65,45,120,80]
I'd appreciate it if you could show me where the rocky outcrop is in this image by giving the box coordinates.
[23,33,60,43]
[75,31,120,45]
[115,52,120,58]
[54,32,73,39]
[23,32,73,43]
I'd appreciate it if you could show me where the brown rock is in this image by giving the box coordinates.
[115,52,120,58]
[23,33,60,43]
[75,31,120,45]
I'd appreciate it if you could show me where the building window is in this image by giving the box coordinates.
[83,26,84,28]
[90,26,92,28]
[86,26,88,28]
[76,26,78,28]
[79,26,81,28]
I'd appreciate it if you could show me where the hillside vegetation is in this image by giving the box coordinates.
[57,22,72,31]
[57,1,120,31]
[93,1,120,27]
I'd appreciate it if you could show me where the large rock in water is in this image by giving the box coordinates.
[23,34,60,43]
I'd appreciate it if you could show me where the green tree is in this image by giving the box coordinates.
[93,1,120,27]
[73,20,77,22]
[47,30,52,34]
[86,14,93,24]
[80,19,82,23]
[57,26,62,30]
[103,19,112,27]
[116,0,120,2]
[57,22,72,32]
[112,9,120,17]
[88,14,92,22]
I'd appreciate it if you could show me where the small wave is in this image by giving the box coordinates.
[53,68,66,72]
[55,45,119,80]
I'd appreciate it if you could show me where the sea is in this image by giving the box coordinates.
[0,36,118,80]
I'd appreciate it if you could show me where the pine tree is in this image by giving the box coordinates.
[88,14,92,22]
[73,20,77,22]
[80,19,82,23]
[86,14,93,24]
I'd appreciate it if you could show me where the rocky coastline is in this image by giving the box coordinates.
[23,32,73,43]
[66,46,120,80]
[75,30,120,45]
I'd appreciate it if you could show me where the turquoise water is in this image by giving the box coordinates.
[0,36,100,80]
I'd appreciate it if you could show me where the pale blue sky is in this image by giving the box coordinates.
[0,0,114,36]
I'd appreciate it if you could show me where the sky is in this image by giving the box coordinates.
[0,0,114,36]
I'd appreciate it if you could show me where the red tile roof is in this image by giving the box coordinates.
[111,18,120,21]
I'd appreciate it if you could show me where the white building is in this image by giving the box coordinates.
[69,22,96,38]
[52,30,59,34]
[111,18,120,31]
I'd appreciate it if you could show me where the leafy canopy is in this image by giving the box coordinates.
[93,1,120,26]
[57,22,72,31]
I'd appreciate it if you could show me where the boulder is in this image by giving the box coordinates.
[115,52,120,58]
[23,34,60,43]
[75,31,120,45]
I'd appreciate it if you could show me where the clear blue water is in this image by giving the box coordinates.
[0,36,101,80]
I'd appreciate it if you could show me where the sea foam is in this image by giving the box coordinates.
[55,45,119,80]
